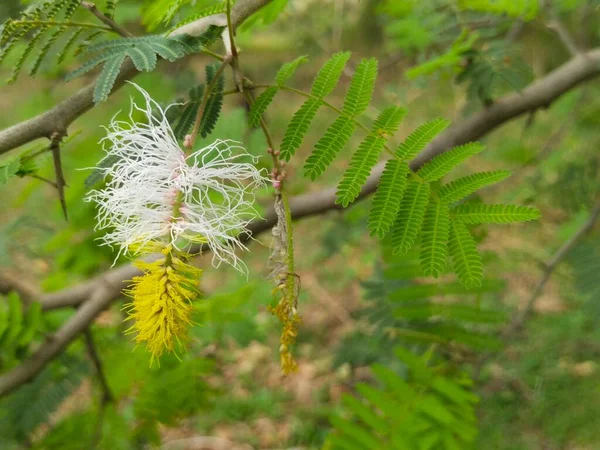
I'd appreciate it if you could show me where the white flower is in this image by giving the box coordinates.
[86,83,267,273]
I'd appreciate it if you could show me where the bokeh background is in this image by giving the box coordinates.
[1,1,600,449]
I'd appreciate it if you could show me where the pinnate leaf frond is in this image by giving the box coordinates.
[392,181,431,254]
[449,219,483,288]
[453,204,541,224]
[368,160,409,239]
[439,170,511,204]
[395,118,450,161]
[417,142,484,182]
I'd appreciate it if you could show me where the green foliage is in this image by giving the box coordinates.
[174,2,227,29]
[280,52,351,160]
[171,84,205,141]
[392,180,430,255]
[0,293,45,365]
[368,160,409,238]
[417,142,484,182]
[336,133,386,207]
[420,201,451,277]
[0,0,115,82]
[395,118,450,161]
[448,219,483,289]
[0,355,88,445]
[304,57,377,180]
[438,171,511,204]
[248,55,307,127]
[327,347,479,449]
[457,0,539,20]
[200,63,224,138]
[66,27,223,103]
[256,52,538,287]
[93,51,125,102]
[406,29,478,80]
[456,42,534,106]
[453,204,541,224]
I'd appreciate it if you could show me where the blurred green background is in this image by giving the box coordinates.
[1,1,600,449]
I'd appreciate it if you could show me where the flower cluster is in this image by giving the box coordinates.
[87,84,267,359]
[87,83,266,273]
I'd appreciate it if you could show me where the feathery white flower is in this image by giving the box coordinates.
[86,83,267,273]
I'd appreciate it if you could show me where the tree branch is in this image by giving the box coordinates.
[0,0,274,155]
[508,201,600,332]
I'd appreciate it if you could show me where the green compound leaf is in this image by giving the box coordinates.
[368,160,409,239]
[248,86,278,127]
[417,142,484,182]
[93,52,126,103]
[303,116,356,180]
[420,201,451,278]
[341,57,378,117]
[336,133,387,207]
[310,51,351,98]
[280,98,322,161]
[126,42,157,72]
[392,181,431,254]
[275,55,308,85]
[438,170,511,204]
[449,219,483,288]
[395,118,451,161]
[373,106,408,135]
[453,204,541,224]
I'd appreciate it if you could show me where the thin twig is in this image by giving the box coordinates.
[188,58,231,148]
[508,201,600,333]
[83,329,114,449]
[547,15,580,56]
[49,132,68,220]
[81,1,132,38]
[29,173,58,188]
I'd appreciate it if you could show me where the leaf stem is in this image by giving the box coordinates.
[11,20,112,32]
[188,58,230,149]
[81,1,132,38]
[237,83,427,182]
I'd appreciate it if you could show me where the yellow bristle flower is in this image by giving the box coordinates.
[124,246,202,363]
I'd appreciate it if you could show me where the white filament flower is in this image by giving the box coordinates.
[86,83,267,273]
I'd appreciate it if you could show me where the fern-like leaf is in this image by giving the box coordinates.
[173,86,204,140]
[280,98,322,161]
[420,201,451,277]
[57,28,85,64]
[310,51,351,98]
[373,106,407,135]
[303,116,356,180]
[395,118,450,161]
[174,2,227,28]
[417,142,484,182]
[438,170,511,204]
[368,160,409,238]
[93,52,126,103]
[341,57,378,117]
[275,55,308,85]
[453,204,541,224]
[29,25,67,76]
[64,49,117,80]
[126,42,157,72]
[392,181,431,254]
[336,134,386,207]
[248,86,277,127]
[200,63,224,137]
[448,219,483,288]
[9,26,48,83]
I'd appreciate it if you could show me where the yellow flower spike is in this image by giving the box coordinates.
[124,245,202,364]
